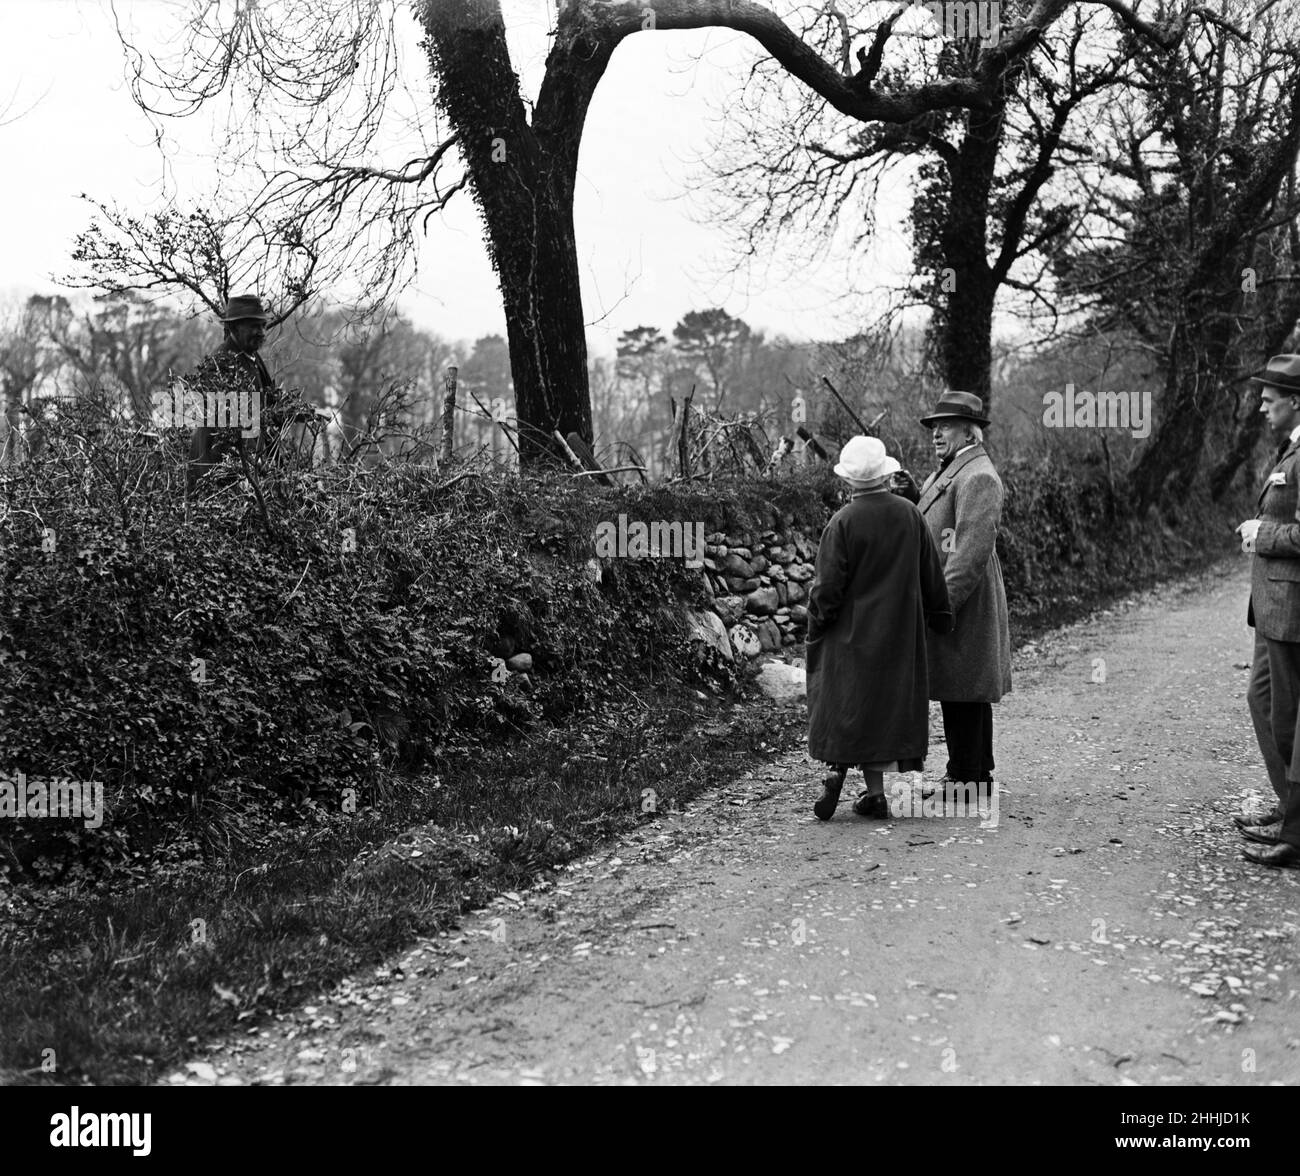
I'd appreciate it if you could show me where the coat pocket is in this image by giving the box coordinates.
[1264,559,1300,581]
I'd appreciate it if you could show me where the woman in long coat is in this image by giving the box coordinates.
[807,436,953,821]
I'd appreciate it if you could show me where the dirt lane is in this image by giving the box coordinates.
[181,559,1300,1086]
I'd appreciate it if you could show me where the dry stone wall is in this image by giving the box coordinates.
[692,522,820,662]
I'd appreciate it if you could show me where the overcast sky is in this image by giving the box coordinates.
[0,0,914,356]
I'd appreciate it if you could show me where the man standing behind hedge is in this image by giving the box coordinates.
[915,391,1013,792]
[186,295,312,491]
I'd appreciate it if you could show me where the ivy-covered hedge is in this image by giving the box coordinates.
[3,412,829,877]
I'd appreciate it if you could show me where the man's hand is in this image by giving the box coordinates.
[890,469,920,504]
[1238,518,1262,553]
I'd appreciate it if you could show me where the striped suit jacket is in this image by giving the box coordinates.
[1248,436,1300,642]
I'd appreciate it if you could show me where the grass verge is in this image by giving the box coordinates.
[0,679,806,1086]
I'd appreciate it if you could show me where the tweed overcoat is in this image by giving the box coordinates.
[1248,435,1300,641]
[916,444,1013,703]
[806,490,952,764]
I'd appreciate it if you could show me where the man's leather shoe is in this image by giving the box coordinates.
[1242,841,1300,869]
[814,771,845,821]
[1234,806,1283,829]
[1241,820,1284,845]
[852,792,890,819]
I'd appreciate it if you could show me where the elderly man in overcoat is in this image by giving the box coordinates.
[1238,354,1300,869]
[915,391,1013,790]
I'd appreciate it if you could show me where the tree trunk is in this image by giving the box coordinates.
[419,0,593,468]
[494,190,593,465]
[1208,396,1266,501]
[934,81,1012,411]
[1127,339,1213,512]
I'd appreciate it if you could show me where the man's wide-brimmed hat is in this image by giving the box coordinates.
[1249,355,1300,392]
[919,389,991,429]
[218,294,271,323]
[833,435,900,484]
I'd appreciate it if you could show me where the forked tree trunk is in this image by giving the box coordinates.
[419,0,594,467]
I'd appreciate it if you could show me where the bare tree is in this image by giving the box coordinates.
[693,0,1206,410]
[65,199,325,328]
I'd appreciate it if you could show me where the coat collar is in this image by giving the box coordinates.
[918,443,986,514]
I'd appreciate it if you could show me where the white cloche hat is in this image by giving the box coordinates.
[833,435,900,484]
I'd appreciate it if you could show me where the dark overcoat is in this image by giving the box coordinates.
[806,489,952,764]
[917,444,1013,702]
[187,344,284,483]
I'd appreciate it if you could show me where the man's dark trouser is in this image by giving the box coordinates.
[940,700,994,783]
[1245,630,1300,848]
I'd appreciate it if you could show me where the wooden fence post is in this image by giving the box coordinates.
[440,365,458,466]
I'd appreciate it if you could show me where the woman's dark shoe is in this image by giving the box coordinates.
[814,771,846,821]
[852,792,891,819]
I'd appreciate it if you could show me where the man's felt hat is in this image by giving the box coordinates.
[1249,355,1300,392]
[919,389,991,428]
[218,295,271,323]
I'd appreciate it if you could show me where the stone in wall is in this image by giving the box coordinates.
[756,618,782,652]
[746,586,779,615]
[722,553,754,578]
[713,594,747,626]
[693,522,823,662]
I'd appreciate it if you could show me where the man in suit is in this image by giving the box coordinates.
[915,391,1013,791]
[1238,355,1300,869]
